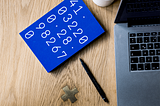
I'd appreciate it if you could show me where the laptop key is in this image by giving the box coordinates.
[127,9,134,13]
[143,0,149,2]
[144,32,150,36]
[158,36,160,42]
[149,8,155,12]
[137,33,143,36]
[138,64,144,70]
[144,37,149,43]
[153,56,159,62]
[156,50,160,55]
[146,57,152,62]
[147,44,153,49]
[141,3,146,8]
[137,0,142,2]
[130,33,136,37]
[143,50,148,56]
[155,7,160,11]
[137,37,143,43]
[134,3,140,8]
[140,57,145,62]
[154,43,160,49]
[151,37,157,42]
[127,4,134,9]
[131,51,141,56]
[135,8,141,12]
[145,63,150,70]
[155,2,159,7]
[130,44,139,50]
[142,8,148,12]
[152,63,159,70]
[148,2,154,7]
[127,0,135,3]
[141,44,146,49]
[130,38,136,43]
[151,32,157,36]
[149,50,155,55]
[131,58,138,63]
[131,64,137,71]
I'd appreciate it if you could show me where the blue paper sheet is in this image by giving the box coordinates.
[20,0,105,72]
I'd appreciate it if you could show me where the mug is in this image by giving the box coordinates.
[93,0,114,7]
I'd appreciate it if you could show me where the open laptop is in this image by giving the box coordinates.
[114,0,160,106]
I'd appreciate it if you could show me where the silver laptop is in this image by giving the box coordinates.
[114,0,160,106]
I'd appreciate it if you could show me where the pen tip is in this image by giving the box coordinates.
[104,98,109,103]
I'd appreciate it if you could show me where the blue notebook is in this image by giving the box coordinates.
[20,0,105,72]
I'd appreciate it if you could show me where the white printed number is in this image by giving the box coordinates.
[57,29,67,38]
[57,51,67,58]
[58,6,67,15]
[47,14,56,23]
[25,30,34,39]
[63,14,72,22]
[52,46,61,53]
[73,28,83,38]
[79,36,88,44]
[36,23,45,29]
[41,30,50,38]
[46,37,56,46]
[68,21,78,30]
[63,36,72,45]
[70,0,78,7]
[73,6,83,15]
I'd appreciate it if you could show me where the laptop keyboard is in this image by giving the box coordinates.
[127,0,160,13]
[129,32,160,71]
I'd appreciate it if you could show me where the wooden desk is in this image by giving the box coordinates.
[0,0,120,105]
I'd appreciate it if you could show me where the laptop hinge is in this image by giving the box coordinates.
[128,16,160,27]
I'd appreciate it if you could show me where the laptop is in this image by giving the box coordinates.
[114,0,160,106]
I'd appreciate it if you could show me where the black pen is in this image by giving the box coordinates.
[79,58,109,103]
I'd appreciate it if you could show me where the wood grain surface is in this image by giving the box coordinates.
[0,0,120,106]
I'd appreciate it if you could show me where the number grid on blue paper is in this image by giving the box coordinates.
[20,0,105,72]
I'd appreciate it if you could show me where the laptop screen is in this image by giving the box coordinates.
[115,0,160,23]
